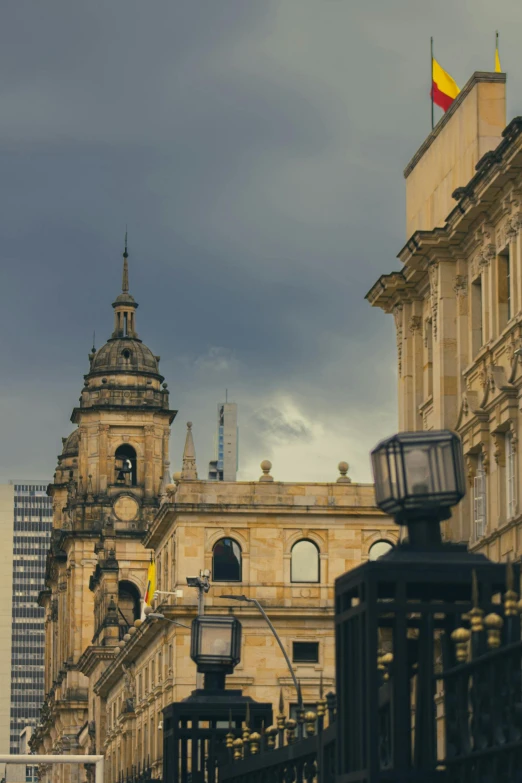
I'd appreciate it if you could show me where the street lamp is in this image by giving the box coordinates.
[219,594,303,709]
[190,615,242,690]
[335,429,507,782]
[371,429,466,547]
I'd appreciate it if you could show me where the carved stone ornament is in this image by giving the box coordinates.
[453,275,468,297]
[51,599,58,622]
[465,455,475,488]
[408,315,422,334]
[481,444,490,474]
[493,432,505,466]
[113,494,139,522]
[393,304,404,377]
[428,263,439,339]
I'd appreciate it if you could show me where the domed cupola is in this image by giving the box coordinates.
[72,238,176,424]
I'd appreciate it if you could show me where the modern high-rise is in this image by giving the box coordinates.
[0,481,52,755]
[208,402,238,480]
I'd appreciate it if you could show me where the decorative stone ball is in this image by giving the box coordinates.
[260,460,272,473]
[123,634,131,642]
[118,640,126,649]
[144,605,153,616]
[338,461,349,474]
[172,472,182,483]
[165,483,176,495]
[134,619,142,629]
[129,627,137,636]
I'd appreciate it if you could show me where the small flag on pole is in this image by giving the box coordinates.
[144,555,156,606]
[495,31,502,73]
[431,56,460,112]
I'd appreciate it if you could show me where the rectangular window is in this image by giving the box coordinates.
[498,247,511,330]
[292,641,319,663]
[472,277,483,355]
[506,431,516,519]
[473,453,487,540]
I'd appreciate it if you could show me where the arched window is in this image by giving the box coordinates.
[212,538,242,582]
[368,540,394,561]
[291,540,319,583]
[115,444,137,486]
[118,580,141,636]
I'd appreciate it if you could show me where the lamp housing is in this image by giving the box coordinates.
[371,429,465,525]
[190,615,241,676]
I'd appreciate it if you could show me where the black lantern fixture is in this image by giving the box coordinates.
[190,615,242,690]
[335,428,511,782]
[371,429,466,548]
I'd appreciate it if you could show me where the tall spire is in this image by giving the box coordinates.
[111,232,138,339]
[122,229,129,294]
[181,422,198,480]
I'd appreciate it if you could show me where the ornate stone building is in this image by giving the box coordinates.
[34,246,397,782]
[367,71,522,558]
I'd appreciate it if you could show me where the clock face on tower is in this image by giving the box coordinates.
[113,494,139,522]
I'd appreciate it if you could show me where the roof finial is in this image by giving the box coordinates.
[122,228,129,293]
[181,422,198,480]
[92,331,96,353]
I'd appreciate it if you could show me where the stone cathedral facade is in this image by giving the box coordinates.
[33,248,396,783]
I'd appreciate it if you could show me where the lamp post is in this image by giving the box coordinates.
[162,613,272,783]
[145,611,189,629]
[335,429,509,782]
[219,594,303,709]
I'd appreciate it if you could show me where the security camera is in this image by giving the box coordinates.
[186,576,200,587]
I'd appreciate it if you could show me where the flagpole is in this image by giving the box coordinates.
[430,37,434,130]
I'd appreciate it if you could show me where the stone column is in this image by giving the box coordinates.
[98,424,110,494]
[393,304,405,430]
[144,425,155,497]
[437,259,458,428]
[408,308,424,431]
[454,268,469,402]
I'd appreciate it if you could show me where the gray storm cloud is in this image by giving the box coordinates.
[1,0,521,482]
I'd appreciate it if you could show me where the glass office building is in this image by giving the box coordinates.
[9,481,52,753]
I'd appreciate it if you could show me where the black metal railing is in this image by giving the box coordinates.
[217,690,336,783]
[439,572,522,782]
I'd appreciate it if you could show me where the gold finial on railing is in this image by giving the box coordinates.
[249,732,261,754]
[304,711,317,736]
[504,560,518,617]
[285,718,297,744]
[451,627,471,662]
[469,570,484,632]
[233,737,244,761]
[242,702,251,745]
[316,672,326,718]
[484,613,504,648]
[265,726,278,749]
[276,689,286,731]
[380,652,393,681]
[225,710,234,750]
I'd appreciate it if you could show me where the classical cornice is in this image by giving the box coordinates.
[77,645,118,678]
[404,72,507,178]
[144,497,387,549]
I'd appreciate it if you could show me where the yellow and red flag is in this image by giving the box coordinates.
[144,556,156,606]
[431,57,460,112]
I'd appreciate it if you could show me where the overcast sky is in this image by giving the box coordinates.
[1,0,522,485]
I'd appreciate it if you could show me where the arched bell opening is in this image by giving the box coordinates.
[115,444,137,486]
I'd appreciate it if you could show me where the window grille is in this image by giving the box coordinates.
[473,454,487,539]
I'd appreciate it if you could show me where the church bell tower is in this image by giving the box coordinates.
[36,240,176,768]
